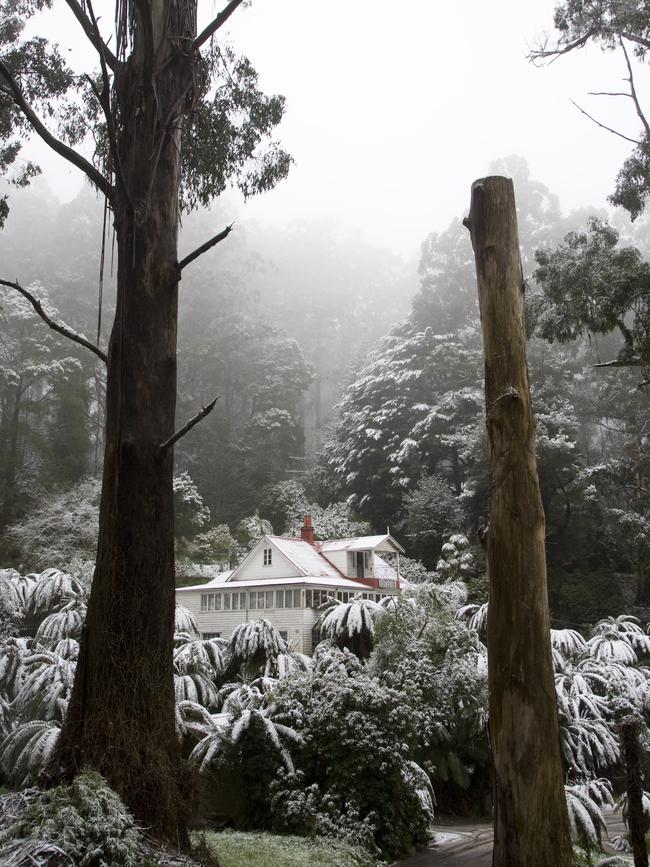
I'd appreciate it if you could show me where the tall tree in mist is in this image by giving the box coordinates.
[0,0,289,841]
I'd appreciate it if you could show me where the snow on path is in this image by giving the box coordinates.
[391,814,632,867]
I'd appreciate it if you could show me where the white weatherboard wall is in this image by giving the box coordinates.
[179,585,322,652]
[231,542,300,582]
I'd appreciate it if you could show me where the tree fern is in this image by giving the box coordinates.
[29,569,84,617]
[0,719,60,786]
[13,650,75,723]
[34,599,86,646]
[565,778,613,849]
[231,619,288,667]
[174,604,200,639]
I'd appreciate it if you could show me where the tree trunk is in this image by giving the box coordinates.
[621,715,649,867]
[55,2,195,844]
[468,176,574,867]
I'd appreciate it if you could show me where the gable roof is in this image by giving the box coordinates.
[267,536,344,579]
[319,534,404,554]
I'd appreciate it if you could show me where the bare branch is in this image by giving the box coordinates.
[0,278,108,363]
[194,0,246,51]
[620,37,650,141]
[158,395,220,452]
[593,358,647,368]
[0,60,113,200]
[587,91,631,98]
[179,223,234,271]
[569,98,640,144]
[62,0,117,70]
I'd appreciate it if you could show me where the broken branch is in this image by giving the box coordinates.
[0,279,107,363]
[194,0,246,50]
[179,223,234,271]
[158,395,220,453]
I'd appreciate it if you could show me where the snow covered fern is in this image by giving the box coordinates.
[565,777,613,851]
[0,719,60,787]
[316,595,384,658]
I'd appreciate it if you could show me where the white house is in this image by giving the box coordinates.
[176,516,404,653]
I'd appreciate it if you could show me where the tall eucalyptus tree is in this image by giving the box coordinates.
[0,0,289,840]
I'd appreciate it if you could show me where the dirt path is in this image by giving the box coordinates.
[392,813,630,866]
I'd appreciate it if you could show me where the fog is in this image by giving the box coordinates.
[23,0,644,257]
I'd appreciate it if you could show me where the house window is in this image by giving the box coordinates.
[306,589,312,608]
[257,591,265,609]
[200,594,208,612]
[276,590,285,608]
[207,594,214,611]
[224,593,231,611]
[215,594,222,610]
[240,593,246,609]
[250,593,257,610]
[232,593,239,611]
[263,548,272,566]
[202,632,221,639]
[266,590,274,609]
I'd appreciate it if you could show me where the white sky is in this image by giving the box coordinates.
[25,0,646,257]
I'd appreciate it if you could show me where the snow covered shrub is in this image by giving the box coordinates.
[371,582,489,812]
[7,479,100,572]
[0,771,141,866]
[272,646,433,859]
[268,769,379,856]
[0,570,23,637]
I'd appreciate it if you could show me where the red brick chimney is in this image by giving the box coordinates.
[300,514,315,545]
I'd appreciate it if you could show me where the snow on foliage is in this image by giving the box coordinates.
[0,719,60,786]
[0,771,145,866]
[34,599,86,647]
[551,628,588,657]
[28,568,85,617]
[174,637,229,679]
[565,778,613,848]
[174,604,200,639]
[316,595,384,658]
[456,602,488,635]
[231,619,288,665]
[13,651,75,723]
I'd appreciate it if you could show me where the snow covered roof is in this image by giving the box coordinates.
[177,574,381,592]
[319,534,404,554]
[269,536,344,578]
[175,570,234,591]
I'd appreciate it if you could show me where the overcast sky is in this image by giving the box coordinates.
[27,0,646,257]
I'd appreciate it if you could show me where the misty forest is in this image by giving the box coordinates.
[0,0,649,865]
